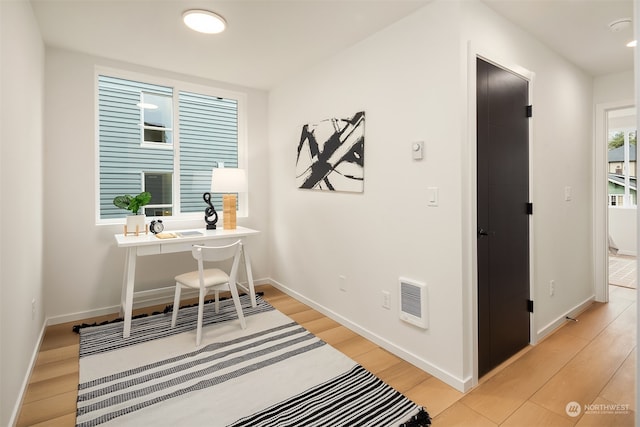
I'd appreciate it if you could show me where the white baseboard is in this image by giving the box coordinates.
[267,278,470,392]
[535,296,595,341]
[10,320,47,427]
[46,278,271,326]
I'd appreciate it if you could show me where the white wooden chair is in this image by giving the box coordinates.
[171,240,247,346]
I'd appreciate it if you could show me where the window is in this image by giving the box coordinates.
[97,73,244,221]
[144,172,173,215]
[141,92,173,145]
[607,110,637,207]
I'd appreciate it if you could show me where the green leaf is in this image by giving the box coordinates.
[113,195,132,210]
[113,192,152,214]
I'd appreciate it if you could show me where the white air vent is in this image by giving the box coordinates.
[399,278,428,329]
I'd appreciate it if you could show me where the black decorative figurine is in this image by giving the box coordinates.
[203,192,218,230]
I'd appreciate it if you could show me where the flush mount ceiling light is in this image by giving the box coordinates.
[183,9,226,34]
[609,18,632,33]
[608,18,635,47]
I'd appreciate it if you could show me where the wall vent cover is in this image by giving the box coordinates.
[399,277,428,329]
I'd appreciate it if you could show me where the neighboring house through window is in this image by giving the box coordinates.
[97,72,245,221]
[607,129,637,207]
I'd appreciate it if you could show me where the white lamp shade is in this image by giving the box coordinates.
[211,168,247,193]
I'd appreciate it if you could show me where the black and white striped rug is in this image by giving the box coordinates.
[76,294,430,426]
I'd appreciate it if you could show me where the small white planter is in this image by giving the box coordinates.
[125,214,147,236]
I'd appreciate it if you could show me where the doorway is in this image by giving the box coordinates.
[606,107,637,290]
[476,58,531,377]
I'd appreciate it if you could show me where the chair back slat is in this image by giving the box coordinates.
[191,240,242,263]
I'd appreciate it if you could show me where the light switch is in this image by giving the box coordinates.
[412,141,424,160]
[427,187,438,207]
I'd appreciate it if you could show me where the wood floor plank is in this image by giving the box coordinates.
[30,412,76,427]
[331,335,379,359]
[28,357,78,384]
[267,298,310,315]
[23,372,78,404]
[501,401,574,427]
[461,331,589,423]
[555,297,634,342]
[433,401,498,427]
[375,361,432,393]
[39,323,81,351]
[297,316,341,334]
[403,377,464,417]
[16,390,77,427]
[352,347,404,375]
[315,325,359,346]
[531,302,636,417]
[599,348,636,411]
[287,307,325,324]
[35,344,79,366]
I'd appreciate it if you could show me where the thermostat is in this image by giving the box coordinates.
[412,141,424,160]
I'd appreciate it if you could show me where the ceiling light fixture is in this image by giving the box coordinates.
[627,40,637,47]
[183,9,226,34]
[609,18,632,33]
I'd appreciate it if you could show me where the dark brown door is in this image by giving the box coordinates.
[477,58,530,377]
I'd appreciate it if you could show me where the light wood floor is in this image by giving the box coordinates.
[16,284,636,426]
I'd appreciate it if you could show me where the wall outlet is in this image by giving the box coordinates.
[339,275,347,292]
[31,298,36,320]
[382,290,391,309]
[549,280,555,297]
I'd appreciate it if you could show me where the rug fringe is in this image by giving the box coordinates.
[72,292,263,333]
[400,407,432,427]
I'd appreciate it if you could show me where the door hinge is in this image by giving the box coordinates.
[526,105,533,118]
[527,299,534,313]
[526,202,533,215]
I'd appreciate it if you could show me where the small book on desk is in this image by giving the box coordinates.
[176,231,203,237]
[155,233,177,239]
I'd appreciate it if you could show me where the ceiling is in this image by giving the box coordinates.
[483,0,634,78]
[30,0,634,90]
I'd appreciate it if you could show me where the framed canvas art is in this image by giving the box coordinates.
[296,111,365,192]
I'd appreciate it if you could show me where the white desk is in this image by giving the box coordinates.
[115,226,260,338]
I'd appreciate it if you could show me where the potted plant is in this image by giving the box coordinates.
[113,192,152,235]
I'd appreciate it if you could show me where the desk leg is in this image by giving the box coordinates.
[242,244,257,308]
[122,248,136,338]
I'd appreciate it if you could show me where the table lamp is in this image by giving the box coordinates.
[211,167,247,229]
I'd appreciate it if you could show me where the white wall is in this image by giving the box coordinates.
[609,208,637,255]
[270,0,466,388]
[268,0,594,391]
[43,48,270,322]
[594,70,634,104]
[0,0,45,424]
[460,0,595,354]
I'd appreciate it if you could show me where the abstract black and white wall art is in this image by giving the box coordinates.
[295,111,365,192]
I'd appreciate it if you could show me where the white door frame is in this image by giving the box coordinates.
[593,100,635,303]
[465,42,535,388]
